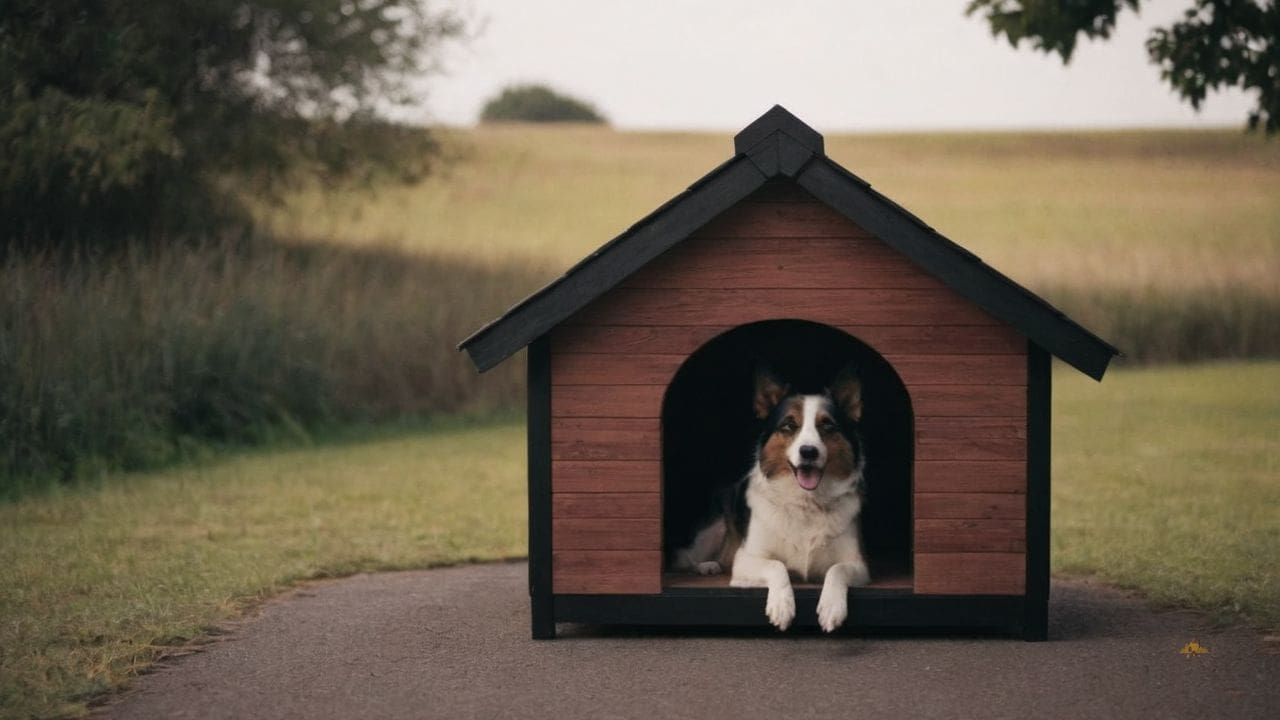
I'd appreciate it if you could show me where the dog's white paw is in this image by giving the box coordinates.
[730,574,765,588]
[695,561,722,576]
[765,587,796,631]
[816,585,848,633]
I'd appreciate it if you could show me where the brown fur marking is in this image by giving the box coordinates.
[759,398,803,480]
[817,406,858,480]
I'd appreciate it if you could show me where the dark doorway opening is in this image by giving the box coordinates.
[661,319,913,587]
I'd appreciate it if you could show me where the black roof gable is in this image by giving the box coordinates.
[459,106,1118,380]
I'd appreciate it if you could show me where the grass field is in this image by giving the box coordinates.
[2,362,1276,719]
[1053,361,1280,625]
[260,126,1280,364]
[6,127,1276,494]
[0,420,526,719]
[260,126,1280,294]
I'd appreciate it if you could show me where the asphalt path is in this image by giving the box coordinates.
[101,562,1278,719]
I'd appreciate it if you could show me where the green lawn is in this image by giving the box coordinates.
[2,362,1277,718]
[0,422,526,720]
[1053,361,1280,626]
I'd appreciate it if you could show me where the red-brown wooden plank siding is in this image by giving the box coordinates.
[548,197,1028,596]
[914,553,1026,595]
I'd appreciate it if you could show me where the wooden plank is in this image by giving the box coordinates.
[552,325,727,355]
[914,460,1026,493]
[915,519,1026,553]
[553,324,1025,357]
[551,384,665,418]
[553,574,663,595]
[552,550,661,594]
[841,325,1026,356]
[695,201,874,239]
[552,460,660,493]
[552,493,660,519]
[567,288,1002,327]
[885,354,1027,386]
[916,416,1027,441]
[910,385,1028,417]
[550,353,683,386]
[553,519,661,550]
[551,418,660,461]
[915,553,1026,595]
[917,436,1027,461]
[625,240,946,291]
[916,492,1026,519]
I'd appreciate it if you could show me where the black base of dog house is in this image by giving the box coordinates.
[534,588,1045,641]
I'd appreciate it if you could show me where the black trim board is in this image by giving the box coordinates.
[555,590,1023,634]
[459,105,1118,379]
[527,336,554,639]
[1023,343,1052,641]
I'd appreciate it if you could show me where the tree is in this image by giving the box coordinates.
[0,1,466,242]
[480,84,607,124]
[966,0,1280,134]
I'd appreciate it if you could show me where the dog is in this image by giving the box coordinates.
[672,363,870,632]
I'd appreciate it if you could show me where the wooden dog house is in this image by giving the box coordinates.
[459,106,1117,640]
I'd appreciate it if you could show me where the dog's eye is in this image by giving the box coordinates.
[819,420,838,434]
[778,420,798,434]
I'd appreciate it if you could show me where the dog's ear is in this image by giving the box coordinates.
[829,363,863,422]
[753,363,789,419]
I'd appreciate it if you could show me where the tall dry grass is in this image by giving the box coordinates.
[0,239,546,495]
[261,126,1280,363]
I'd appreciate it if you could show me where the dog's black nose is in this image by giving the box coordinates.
[799,444,819,461]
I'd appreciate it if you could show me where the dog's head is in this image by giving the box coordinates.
[753,363,866,497]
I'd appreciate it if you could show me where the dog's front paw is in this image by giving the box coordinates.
[816,584,848,633]
[765,587,796,631]
[696,561,722,575]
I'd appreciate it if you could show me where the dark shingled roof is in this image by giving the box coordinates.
[459,105,1119,380]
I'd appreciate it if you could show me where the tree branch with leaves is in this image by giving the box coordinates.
[967,0,1280,134]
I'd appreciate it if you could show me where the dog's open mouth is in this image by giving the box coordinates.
[793,463,823,491]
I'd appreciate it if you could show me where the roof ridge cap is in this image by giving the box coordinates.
[734,105,824,155]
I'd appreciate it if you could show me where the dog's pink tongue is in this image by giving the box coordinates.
[796,466,822,491]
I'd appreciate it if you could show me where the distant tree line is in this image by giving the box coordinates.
[0,1,467,244]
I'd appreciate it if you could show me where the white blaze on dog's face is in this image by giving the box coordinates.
[754,366,864,494]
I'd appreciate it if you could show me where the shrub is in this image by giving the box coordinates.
[0,239,548,496]
[480,84,606,124]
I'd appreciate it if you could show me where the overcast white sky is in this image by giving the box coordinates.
[415,0,1254,131]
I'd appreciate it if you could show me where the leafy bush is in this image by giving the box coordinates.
[480,84,606,124]
[0,1,465,243]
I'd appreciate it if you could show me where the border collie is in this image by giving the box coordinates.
[672,363,870,632]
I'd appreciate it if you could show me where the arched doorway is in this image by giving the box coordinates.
[661,319,914,584]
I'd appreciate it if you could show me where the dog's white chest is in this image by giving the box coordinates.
[744,481,862,582]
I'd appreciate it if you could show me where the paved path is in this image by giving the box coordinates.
[102,563,1277,719]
